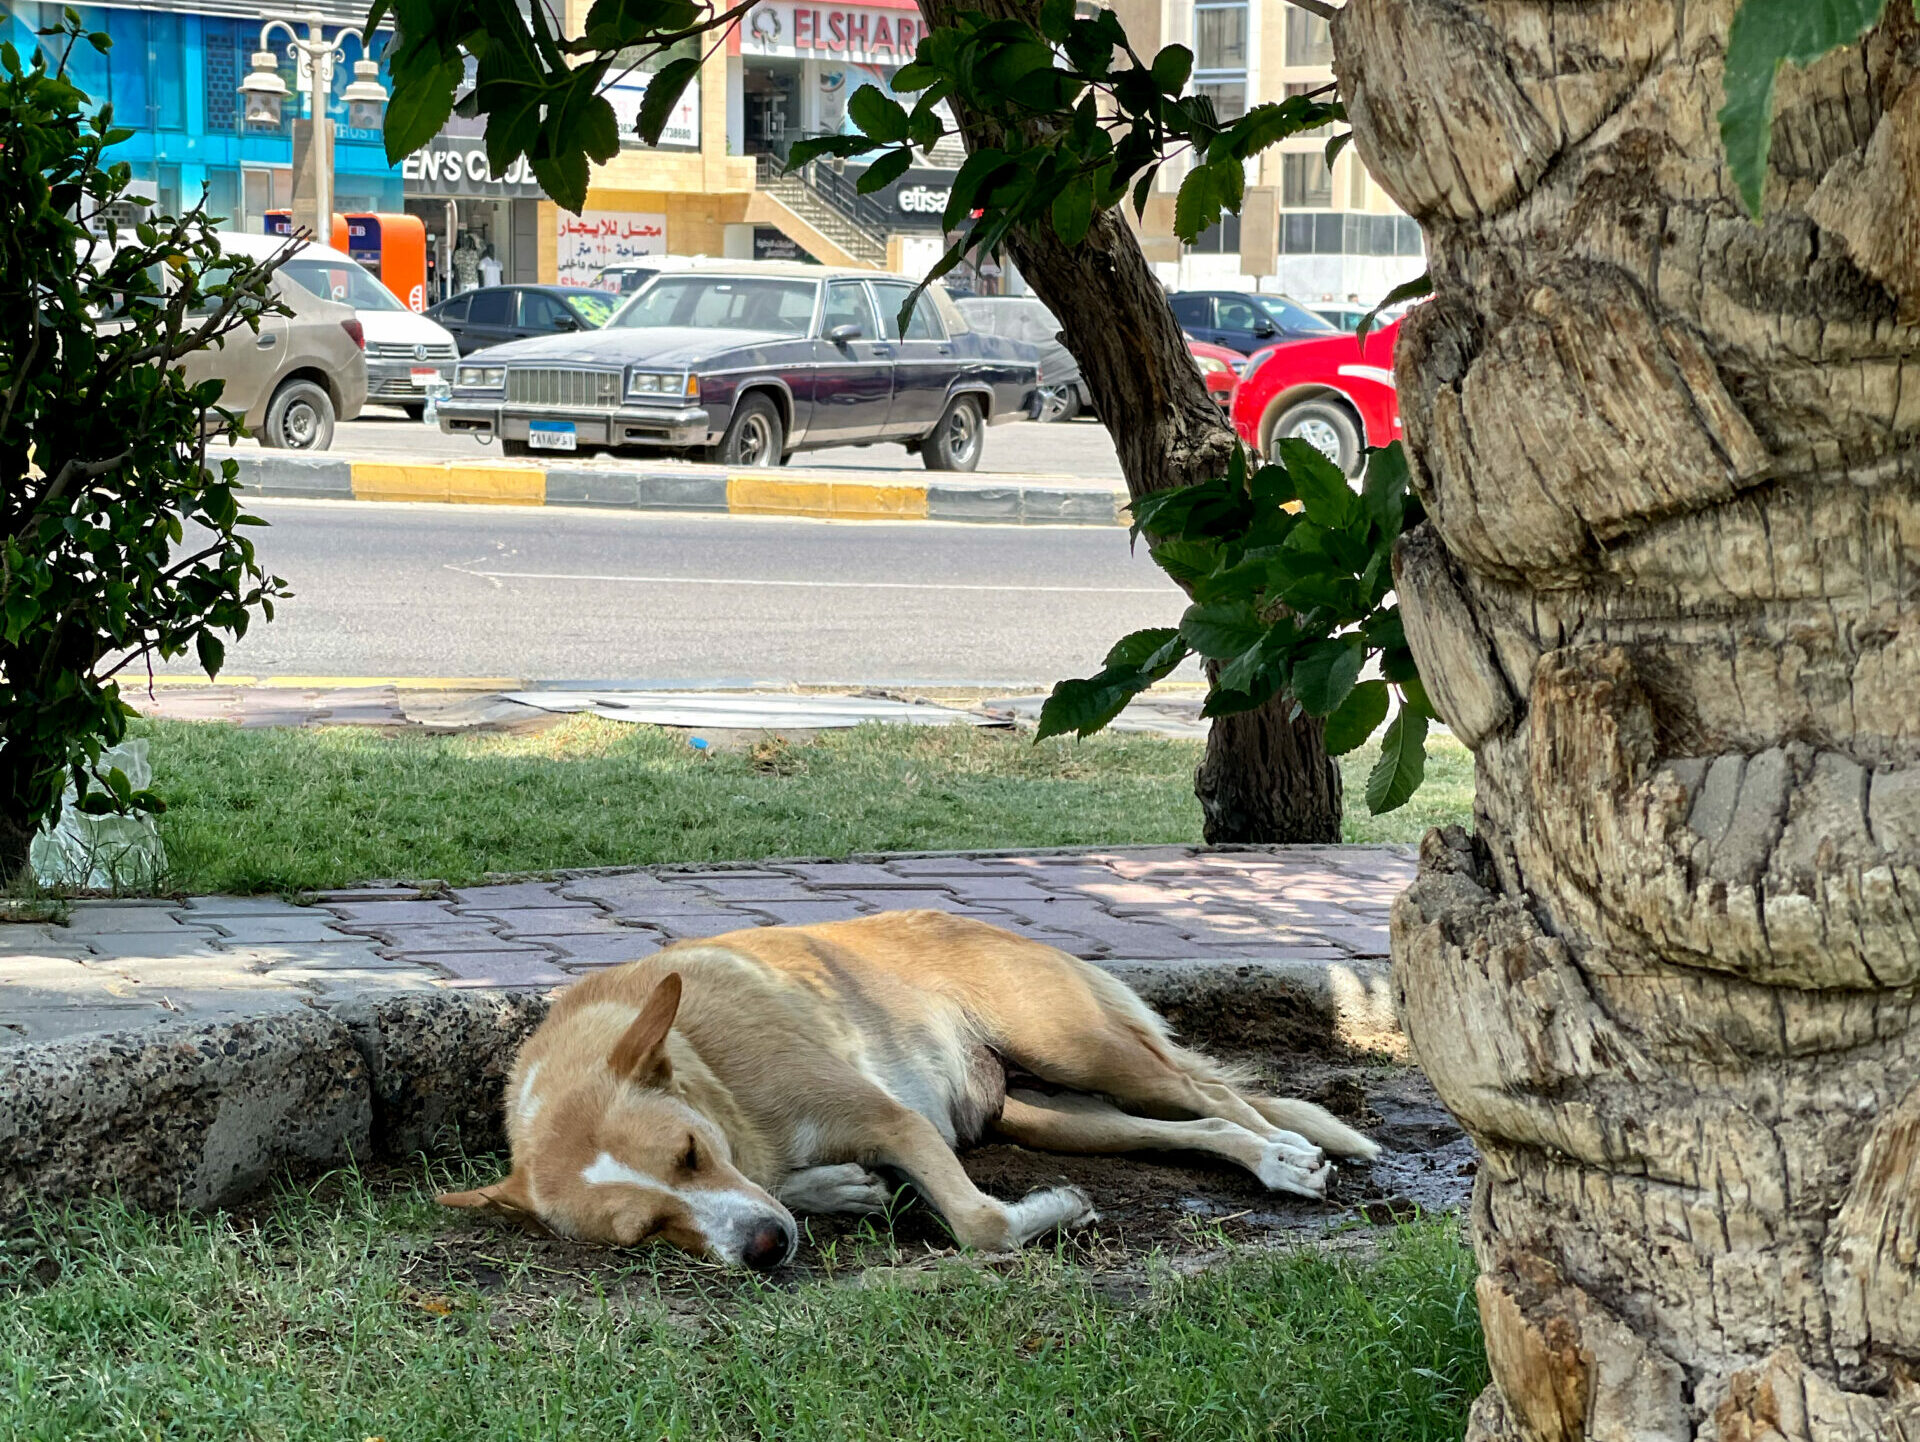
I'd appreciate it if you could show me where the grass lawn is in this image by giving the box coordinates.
[1,1166,1487,1442]
[134,716,1472,896]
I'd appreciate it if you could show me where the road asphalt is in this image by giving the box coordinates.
[215,495,1190,685]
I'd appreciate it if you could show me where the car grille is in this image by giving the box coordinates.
[368,341,459,362]
[506,368,621,408]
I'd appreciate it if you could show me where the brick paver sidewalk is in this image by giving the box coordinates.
[0,846,1413,1047]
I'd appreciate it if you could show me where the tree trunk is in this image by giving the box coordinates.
[1341,0,1920,1435]
[917,0,1340,844]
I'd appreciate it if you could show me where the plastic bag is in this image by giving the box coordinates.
[30,739,167,890]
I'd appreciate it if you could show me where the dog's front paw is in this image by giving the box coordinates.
[777,1163,894,1215]
[1257,1141,1333,1199]
[1004,1184,1098,1246]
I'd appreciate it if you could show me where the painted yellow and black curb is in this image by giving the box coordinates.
[230,454,1127,526]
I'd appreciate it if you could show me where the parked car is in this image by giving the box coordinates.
[438,266,1043,470]
[163,232,369,450]
[956,294,1083,421]
[598,264,663,294]
[1186,336,1245,410]
[428,284,618,356]
[235,233,460,420]
[1168,290,1337,355]
[1230,318,1402,476]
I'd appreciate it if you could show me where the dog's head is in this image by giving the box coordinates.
[437,972,798,1270]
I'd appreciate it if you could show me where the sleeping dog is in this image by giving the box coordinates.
[439,910,1379,1267]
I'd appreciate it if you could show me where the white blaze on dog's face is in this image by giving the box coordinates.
[438,972,798,1270]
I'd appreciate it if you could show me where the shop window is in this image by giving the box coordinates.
[1284,10,1333,66]
[204,170,241,230]
[1183,210,1241,255]
[1193,4,1246,71]
[1282,153,1332,208]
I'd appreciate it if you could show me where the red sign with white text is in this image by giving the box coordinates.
[743,2,925,67]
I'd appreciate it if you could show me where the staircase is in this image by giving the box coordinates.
[747,156,890,269]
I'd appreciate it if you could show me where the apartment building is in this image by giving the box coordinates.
[1117,0,1425,307]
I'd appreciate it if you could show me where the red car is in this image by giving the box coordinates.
[1186,336,1244,410]
[1230,319,1401,476]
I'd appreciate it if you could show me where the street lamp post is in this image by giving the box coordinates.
[239,15,388,237]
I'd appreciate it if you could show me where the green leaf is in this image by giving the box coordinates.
[1720,0,1885,217]
[1150,44,1192,95]
[1365,706,1429,814]
[383,54,462,164]
[1039,0,1077,43]
[1103,627,1182,670]
[1278,438,1360,530]
[635,55,701,147]
[1289,635,1364,717]
[1173,163,1217,243]
[1051,174,1095,247]
[1362,440,1409,539]
[1180,599,1266,660]
[1357,271,1429,341]
[1323,679,1390,756]
[848,83,910,144]
[858,147,914,194]
[196,630,225,677]
[1037,633,1190,739]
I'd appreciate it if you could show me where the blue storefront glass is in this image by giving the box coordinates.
[0,2,403,227]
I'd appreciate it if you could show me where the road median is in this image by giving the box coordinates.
[229,452,1129,526]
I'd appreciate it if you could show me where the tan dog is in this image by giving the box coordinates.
[439,911,1379,1268]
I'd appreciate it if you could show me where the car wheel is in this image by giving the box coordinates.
[401,403,427,422]
[1267,397,1361,476]
[260,379,335,451]
[922,395,984,472]
[711,394,783,467]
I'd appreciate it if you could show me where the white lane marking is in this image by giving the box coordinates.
[443,564,1168,595]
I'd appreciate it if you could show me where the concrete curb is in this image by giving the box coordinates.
[0,954,1398,1217]
[230,453,1127,527]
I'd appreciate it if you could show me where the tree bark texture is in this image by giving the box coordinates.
[917,0,1339,843]
[1339,1,1920,1436]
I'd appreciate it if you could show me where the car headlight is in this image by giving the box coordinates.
[456,366,504,388]
[1195,355,1231,377]
[628,370,698,399]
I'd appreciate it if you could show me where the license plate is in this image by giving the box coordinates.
[528,421,577,451]
[409,367,439,387]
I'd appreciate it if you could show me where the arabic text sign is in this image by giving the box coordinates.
[557,212,667,287]
[743,3,926,67]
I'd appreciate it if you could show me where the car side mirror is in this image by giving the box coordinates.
[827,322,863,344]
[1253,318,1277,336]
[554,313,579,331]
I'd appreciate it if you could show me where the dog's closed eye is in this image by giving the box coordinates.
[682,1136,701,1172]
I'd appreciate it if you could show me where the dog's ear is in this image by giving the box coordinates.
[609,971,682,1086]
[436,1169,536,1217]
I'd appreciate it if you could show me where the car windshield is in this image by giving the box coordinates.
[1256,295,1336,334]
[566,291,616,327]
[279,256,406,312]
[969,299,1059,346]
[611,277,818,334]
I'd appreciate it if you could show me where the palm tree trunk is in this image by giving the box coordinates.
[1342,0,1920,1434]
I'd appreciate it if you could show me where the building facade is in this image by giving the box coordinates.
[1113,0,1424,307]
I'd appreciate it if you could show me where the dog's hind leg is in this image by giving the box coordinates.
[993,1090,1331,1199]
[860,1103,1096,1251]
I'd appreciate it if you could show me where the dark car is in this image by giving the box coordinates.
[427,284,619,356]
[1168,290,1337,355]
[957,295,1084,421]
[436,266,1043,471]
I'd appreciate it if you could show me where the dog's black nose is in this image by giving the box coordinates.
[741,1222,791,1272]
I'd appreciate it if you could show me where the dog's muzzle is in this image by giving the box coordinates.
[741,1219,796,1272]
